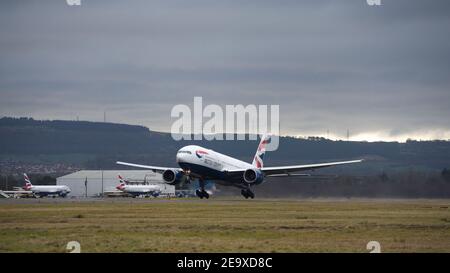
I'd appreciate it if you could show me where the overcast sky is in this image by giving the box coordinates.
[1,0,449,141]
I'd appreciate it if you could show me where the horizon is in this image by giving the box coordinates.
[2,116,449,143]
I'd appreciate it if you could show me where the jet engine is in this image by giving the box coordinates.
[243,169,264,185]
[162,169,185,185]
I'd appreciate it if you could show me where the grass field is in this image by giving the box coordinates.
[0,198,449,252]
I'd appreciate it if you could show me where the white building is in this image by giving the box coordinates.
[57,170,175,197]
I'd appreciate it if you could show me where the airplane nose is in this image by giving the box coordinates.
[176,149,192,163]
[176,152,184,163]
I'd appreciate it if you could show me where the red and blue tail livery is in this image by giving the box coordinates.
[23,173,32,190]
[252,135,271,169]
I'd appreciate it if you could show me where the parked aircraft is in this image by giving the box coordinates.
[115,174,161,197]
[23,173,71,197]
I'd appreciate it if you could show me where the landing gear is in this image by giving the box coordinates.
[196,178,210,199]
[196,189,209,199]
[241,188,255,199]
[184,169,192,184]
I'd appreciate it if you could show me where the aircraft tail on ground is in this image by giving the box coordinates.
[116,174,126,190]
[23,173,32,190]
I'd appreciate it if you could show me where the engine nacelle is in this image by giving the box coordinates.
[243,169,264,185]
[162,169,185,185]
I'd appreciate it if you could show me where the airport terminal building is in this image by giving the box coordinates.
[57,170,175,197]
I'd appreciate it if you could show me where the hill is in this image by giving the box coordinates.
[1,117,450,197]
[1,117,449,173]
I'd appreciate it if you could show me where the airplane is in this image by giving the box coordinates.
[117,135,363,199]
[115,174,161,198]
[23,173,71,198]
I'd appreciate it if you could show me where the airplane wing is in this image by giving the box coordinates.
[262,160,363,176]
[116,161,182,173]
[227,159,363,176]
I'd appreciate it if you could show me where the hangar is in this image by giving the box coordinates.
[56,170,175,197]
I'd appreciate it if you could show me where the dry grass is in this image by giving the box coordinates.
[0,198,449,252]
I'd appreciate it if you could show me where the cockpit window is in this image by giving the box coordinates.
[177,150,192,154]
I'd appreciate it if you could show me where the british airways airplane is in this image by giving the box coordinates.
[115,174,161,197]
[23,173,71,198]
[117,136,362,199]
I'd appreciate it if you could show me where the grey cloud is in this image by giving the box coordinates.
[1,0,450,139]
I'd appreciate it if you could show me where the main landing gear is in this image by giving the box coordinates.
[241,188,255,199]
[196,189,209,199]
[196,178,209,199]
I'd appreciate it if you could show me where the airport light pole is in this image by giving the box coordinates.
[84,177,88,198]
[101,170,104,197]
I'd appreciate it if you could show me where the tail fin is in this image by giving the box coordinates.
[23,173,32,190]
[116,174,126,190]
[252,135,271,169]
[118,174,127,183]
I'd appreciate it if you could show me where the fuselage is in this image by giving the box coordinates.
[176,145,253,185]
[120,185,161,194]
[28,185,71,196]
